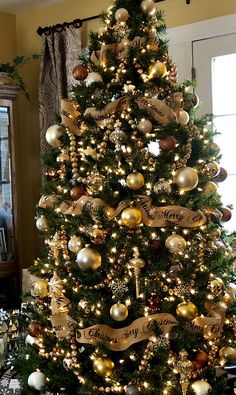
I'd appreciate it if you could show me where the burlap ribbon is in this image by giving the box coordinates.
[60,99,81,135]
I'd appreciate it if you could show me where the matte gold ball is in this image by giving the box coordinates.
[126,172,145,190]
[165,234,186,254]
[206,162,220,178]
[173,167,199,191]
[76,247,102,270]
[176,301,198,320]
[191,380,212,395]
[110,303,128,321]
[45,124,65,147]
[33,279,49,298]
[121,208,142,227]
[219,347,236,364]
[93,357,115,377]
[149,61,167,79]
[203,181,217,194]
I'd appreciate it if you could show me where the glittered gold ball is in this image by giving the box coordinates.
[45,124,65,147]
[32,279,49,298]
[126,172,145,190]
[173,167,199,191]
[93,357,115,377]
[121,208,142,227]
[219,347,236,364]
[137,119,153,133]
[91,228,107,245]
[149,61,167,79]
[209,277,224,294]
[176,301,198,320]
[76,247,102,270]
[203,181,217,194]
[191,380,212,395]
[205,162,220,178]
[110,303,128,321]
[165,234,186,254]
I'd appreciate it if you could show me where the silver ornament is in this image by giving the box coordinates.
[76,247,102,270]
[28,371,46,391]
[125,384,140,395]
[110,303,128,321]
[192,380,212,395]
[45,124,65,147]
[109,129,127,150]
[36,215,48,231]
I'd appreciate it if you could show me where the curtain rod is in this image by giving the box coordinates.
[37,0,190,36]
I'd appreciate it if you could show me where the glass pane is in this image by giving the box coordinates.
[212,53,236,116]
[0,106,14,261]
[213,115,236,174]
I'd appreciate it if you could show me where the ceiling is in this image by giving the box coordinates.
[0,0,60,14]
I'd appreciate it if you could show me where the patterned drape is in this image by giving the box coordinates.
[39,26,82,153]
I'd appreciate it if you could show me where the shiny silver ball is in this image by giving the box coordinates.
[76,247,102,270]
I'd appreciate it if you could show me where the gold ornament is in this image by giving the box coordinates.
[91,228,107,245]
[121,207,142,227]
[36,215,48,231]
[149,61,167,79]
[33,279,49,298]
[68,236,82,253]
[115,8,129,23]
[209,277,224,294]
[76,247,102,270]
[45,124,65,147]
[173,167,199,191]
[126,172,145,190]
[178,110,190,125]
[219,347,236,365]
[140,0,157,16]
[176,301,198,320]
[191,380,212,395]
[137,118,153,133]
[128,247,146,298]
[205,162,220,178]
[110,303,128,321]
[203,181,217,194]
[93,357,114,377]
[177,350,194,395]
[165,234,186,254]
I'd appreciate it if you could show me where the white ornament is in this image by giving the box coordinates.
[45,124,65,147]
[36,215,48,231]
[192,380,212,395]
[115,8,129,23]
[25,334,38,346]
[28,371,46,391]
[68,236,82,253]
[85,72,103,86]
[140,0,157,16]
[137,118,153,133]
[179,110,190,125]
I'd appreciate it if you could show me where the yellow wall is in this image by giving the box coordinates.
[8,0,236,268]
[0,12,16,62]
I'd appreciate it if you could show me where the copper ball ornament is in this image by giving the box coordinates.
[221,207,232,222]
[205,162,220,178]
[93,357,115,377]
[149,61,167,79]
[126,172,145,190]
[72,64,89,81]
[70,184,87,200]
[110,303,128,321]
[165,234,186,254]
[214,167,228,182]
[115,8,129,23]
[176,301,198,320]
[192,351,209,369]
[173,167,199,191]
[121,207,142,227]
[28,322,41,338]
[149,239,163,250]
[191,380,212,395]
[159,135,177,152]
[32,279,49,298]
[125,384,140,395]
[45,124,65,147]
[137,118,153,133]
[76,247,102,270]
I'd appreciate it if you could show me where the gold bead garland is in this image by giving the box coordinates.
[67,128,79,181]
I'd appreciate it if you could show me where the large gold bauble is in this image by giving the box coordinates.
[173,167,199,191]
[93,357,115,377]
[32,279,49,298]
[140,0,157,16]
[76,247,101,270]
[203,181,217,194]
[219,347,236,364]
[110,303,128,322]
[149,61,167,79]
[121,208,142,227]
[176,301,198,320]
[45,124,65,147]
[126,172,144,190]
[206,162,220,178]
[191,380,212,395]
[165,234,186,254]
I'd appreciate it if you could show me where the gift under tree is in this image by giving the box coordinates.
[19,0,236,394]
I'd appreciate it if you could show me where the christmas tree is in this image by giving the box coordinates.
[19,1,236,394]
